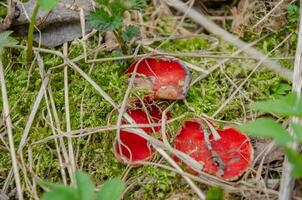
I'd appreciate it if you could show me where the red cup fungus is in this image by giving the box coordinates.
[113,100,170,165]
[174,119,253,181]
[125,56,191,100]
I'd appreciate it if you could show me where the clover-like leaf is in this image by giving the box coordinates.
[121,25,140,42]
[88,8,123,32]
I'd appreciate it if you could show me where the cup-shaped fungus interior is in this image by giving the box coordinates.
[114,101,170,164]
[174,119,253,181]
[126,57,191,100]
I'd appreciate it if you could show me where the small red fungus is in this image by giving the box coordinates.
[174,119,253,181]
[113,101,170,165]
[125,57,191,100]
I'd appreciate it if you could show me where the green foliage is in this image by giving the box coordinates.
[37,0,60,11]
[250,92,302,117]
[88,0,144,54]
[206,187,224,200]
[88,8,123,32]
[285,147,302,178]
[286,4,300,32]
[271,83,291,97]
[0,31,18,54]
[42,186,79,200]
[88,0,145,32]
[76,171,94,200]
[238,118,292,145]
[121,25,140,42]
[239,92,302,178]
[286,4,299,24]
[41,170,125,200]
[98,178,125,200]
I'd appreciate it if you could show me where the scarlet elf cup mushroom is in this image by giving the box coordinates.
[174,119,253,181]
[125,56,191,100]
[113,99,171,165]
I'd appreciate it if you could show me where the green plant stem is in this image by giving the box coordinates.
[26,3,40,63]
[113,30,128,55]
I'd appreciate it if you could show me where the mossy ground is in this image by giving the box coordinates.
[0,1,298,199]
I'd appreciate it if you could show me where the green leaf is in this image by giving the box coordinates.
[237,118,293,145]
[39,179,66,190]
[98,178,125,200]
[121,25,140,42]
[291,122,302,143]
[88,8,123,32]
[285,147,302,178]
[206,187,224,200]
[0,31,18,54]
[250,92,302,117]
[37,0,60,11]
[123,0,146,11]
[42,186,80,200]
[76,170,95,200]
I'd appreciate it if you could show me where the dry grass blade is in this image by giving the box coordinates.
[0,57,23,199]
[2,60,50,193]
[63,43,76,179]
[36,52,73,185]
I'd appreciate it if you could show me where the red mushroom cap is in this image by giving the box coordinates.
[174,119,253,181]
[125,57,191,100]
[113,101,170,165]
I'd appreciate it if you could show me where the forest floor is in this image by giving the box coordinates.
[0,0,301,199]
